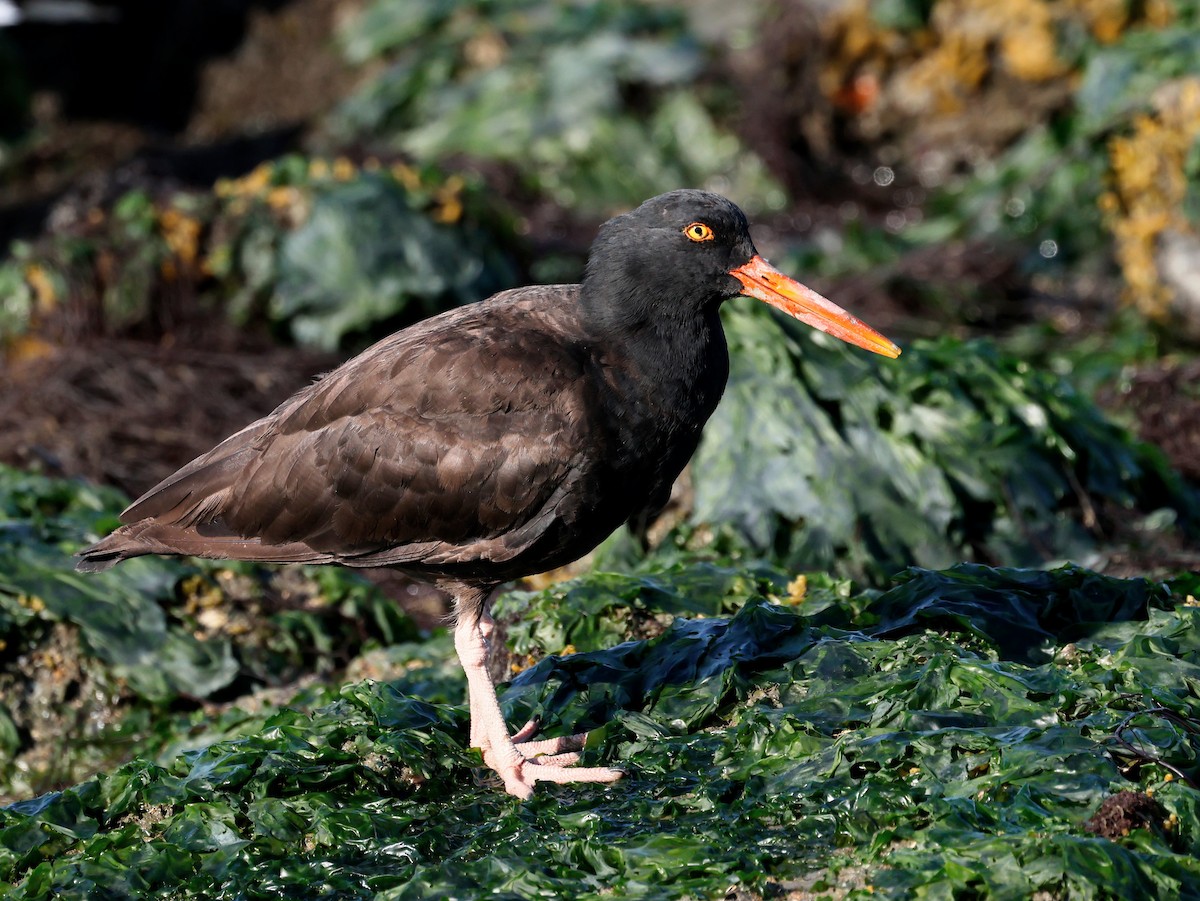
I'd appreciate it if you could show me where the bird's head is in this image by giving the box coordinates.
[583,189,900,359]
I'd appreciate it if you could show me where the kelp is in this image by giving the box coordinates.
[0,155,517,354]
[3,562,1199,899]
[0,466,415,800]
[685,304,1197,584]
[332,0,783,213]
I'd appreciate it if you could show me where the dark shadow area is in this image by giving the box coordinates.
[5,0,292,131]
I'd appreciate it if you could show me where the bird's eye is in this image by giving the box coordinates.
[683,222,714,243]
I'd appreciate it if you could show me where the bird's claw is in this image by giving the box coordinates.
[481,726,624,799]
[492,757,625,800]
[514,726,587,758]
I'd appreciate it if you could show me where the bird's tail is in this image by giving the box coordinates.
[75,529,150,572]
[75,521,338,572]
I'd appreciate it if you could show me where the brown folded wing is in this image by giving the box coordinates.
[84,289,608,574]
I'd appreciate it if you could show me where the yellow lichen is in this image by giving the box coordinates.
[820,0,1171,122]
[510,654,538,675]
[1144,0,1176,28]
[216,161,285,203]
[1103,77,1200,317]
[433,195,464,224]
[786,574,808,605]
[181,574,225,613]
[308,158,331,181]
[7,336,54,371]
[24,263,57,311]
[241,162,275,196]
[19,594,46,612]
[266,186,295,210]
[390,162,422,192]
[432,175,466,224]
[999,8,1067,81]
[1065,0,1129,43]
[159,207,202,269]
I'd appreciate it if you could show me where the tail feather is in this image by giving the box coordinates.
[119,420,270,524]
[74,532,136,572]
[74,521,336,572]
[75,418,289,573]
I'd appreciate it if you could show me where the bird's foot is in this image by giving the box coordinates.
[508,717,580,766]
[454,607,622,799]
[481,717,623,799]
[483,742,624,800]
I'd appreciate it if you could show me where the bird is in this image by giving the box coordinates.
[77,190,900,798]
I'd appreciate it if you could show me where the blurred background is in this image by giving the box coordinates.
[2,0,1200,802]
[0,0,1197,492]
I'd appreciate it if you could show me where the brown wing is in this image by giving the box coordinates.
[80,288,607,573]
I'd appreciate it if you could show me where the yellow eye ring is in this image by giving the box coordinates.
[684,222,714,243]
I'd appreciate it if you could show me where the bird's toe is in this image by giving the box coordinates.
[509,716,542,743]
[513,731,587,757]
[523,764,624,787]
[484,742,623,798]
[525,751,581,768]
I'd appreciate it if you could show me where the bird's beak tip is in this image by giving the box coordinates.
[729,255,902,360]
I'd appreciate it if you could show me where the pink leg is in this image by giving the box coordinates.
[453,609,623,799]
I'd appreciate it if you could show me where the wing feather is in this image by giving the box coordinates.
[85,288,611,575]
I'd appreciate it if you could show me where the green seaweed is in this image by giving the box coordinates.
[333,0,783,213]
[4,562,1199,899]
[686,305,1196,584]
[0,466,417,800]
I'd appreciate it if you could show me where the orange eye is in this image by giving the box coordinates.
[684,222,714,243]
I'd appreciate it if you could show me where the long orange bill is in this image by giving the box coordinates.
[730,255,901,359]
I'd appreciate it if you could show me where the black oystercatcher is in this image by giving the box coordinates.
[77,190,900,797]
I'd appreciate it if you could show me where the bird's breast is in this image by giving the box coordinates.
[584,321,729,495]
